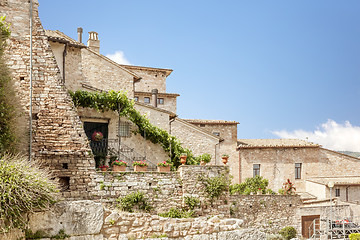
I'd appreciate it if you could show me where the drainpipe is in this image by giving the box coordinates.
[62,43,67,83]
[29,0,33,162]
[169,116,176,158]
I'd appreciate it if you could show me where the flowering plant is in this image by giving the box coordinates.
[157,161,172,167]
[99,165,109,169]
[92,131,103,141]
[132,161,148,167]
[180,153,187,157]
[112,160,127,166]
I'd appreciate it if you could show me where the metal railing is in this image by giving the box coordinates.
[309,216,360,239]
[90,138,157,171]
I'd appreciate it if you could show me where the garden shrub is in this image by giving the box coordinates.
[230,175,273,195]
[0,154,59,233]
[116,191,151,213]
[158,207,194,218]
[350,233,360,240]
[279,226,297,240]
[184,196,200,210]
[200,174,230,204]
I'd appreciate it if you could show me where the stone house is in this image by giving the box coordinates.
[237,139,360,199]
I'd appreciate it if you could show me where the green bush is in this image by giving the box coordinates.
[279,226,297,240]
[200,174,230,204]
[184,196,200,210]
[0,154,59,233]
[116,191,151,213]
[350,233,360,240]
[230,175,273,195]
[0,16,20,154]
[158,208,194,218]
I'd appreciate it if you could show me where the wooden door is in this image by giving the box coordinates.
[302,215,320,238]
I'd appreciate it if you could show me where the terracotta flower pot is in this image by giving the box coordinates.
[222,156,229,165]
[100,167,108,172]
[157,166,171,172]
[134,165,148,172]
[180,156,187,165]
[113,165,126,172]
[200,161,206,166]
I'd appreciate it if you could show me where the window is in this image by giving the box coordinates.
[253,164,260,177]
[144,97,150,104]
[119,122,131,137]
[134,97,138,102]
[295,163,302,179]
[158,98,164,105]
[335,188,340,197]
[213,132,220,136]
[200,124,205,127]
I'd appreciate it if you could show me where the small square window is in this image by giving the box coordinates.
[200,124,205,127]
[253,164,260,177]
[134,97,139,102]
[144,97,150,104]
[158,98,164,104]
[213,132,220,136]
[119,122,131,137]
[335,188,340,197]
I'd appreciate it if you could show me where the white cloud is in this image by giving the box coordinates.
[272,119,360,152]
[106,51,131,65]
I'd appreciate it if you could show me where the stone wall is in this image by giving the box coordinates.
[81,48,135,95]
[230,195,302,233]
[131,67,168,93]
[135,93,178,113]
[239,147,360,192]
[1,0,96,199]
[171,119,220,162]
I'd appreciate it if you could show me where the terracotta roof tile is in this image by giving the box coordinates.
[237,139,320,149]
[45,30,86,48]
[183,119,239,125]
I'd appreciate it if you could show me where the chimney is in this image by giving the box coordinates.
[151,89,158,107]
[77,27,83,43]
[87,31,100,53]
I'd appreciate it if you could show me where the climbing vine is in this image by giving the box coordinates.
[69,90,195,167]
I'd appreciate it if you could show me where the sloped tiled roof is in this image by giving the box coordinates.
[183,119,239,125]
[45,30,86,48]
[307,176,360,186]
[120,65,173,77]
[237,139,320,149]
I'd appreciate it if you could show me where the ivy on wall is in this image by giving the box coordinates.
[69,90,196,167]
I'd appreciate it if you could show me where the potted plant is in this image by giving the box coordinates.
[99,165,109,172]
[180,153,187,165]
[92,131,103,142]
[133,161,148,172]
[199,153,211,166]
[112,160,127,172]
[157,161,172,172]
[221,154,229,165]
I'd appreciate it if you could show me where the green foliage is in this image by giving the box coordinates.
[229,176,272,195]
[194,153,211,165]
[279,226,297,240]
[150,233,168,238]
[25,229,69,239]
[0,154,59,233]
[184,196,200,210]
[350,233,360,240]
[69,90,196,168]
[200,174,230,203]
[0,16,19,154]
[158,207,194,218]
[116,191,151,213]
[281,179,296,195]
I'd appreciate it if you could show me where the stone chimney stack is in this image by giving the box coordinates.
[87,31,100,53]
[77,27,83,43]
[151,89,158,107]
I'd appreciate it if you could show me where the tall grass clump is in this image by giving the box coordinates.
[0,154,59,233]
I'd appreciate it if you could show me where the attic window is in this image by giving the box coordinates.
[200,124,205,127]
[144,97,150,104]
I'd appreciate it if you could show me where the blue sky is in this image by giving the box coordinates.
[38,1,360,151]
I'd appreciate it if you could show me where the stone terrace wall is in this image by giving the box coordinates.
[230,194,302,233]
[0,0,96,199]
[91,171,183,213]
[180,165,231,217]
